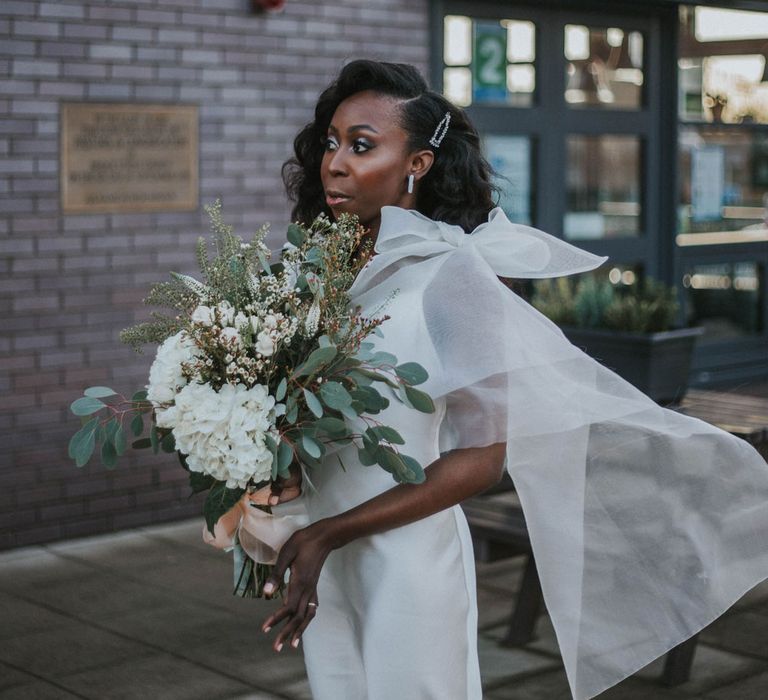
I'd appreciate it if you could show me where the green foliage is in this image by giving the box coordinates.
[531,275,680,333]
[204,482,245,537]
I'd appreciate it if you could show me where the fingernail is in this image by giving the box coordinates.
[269,495,278,505]
[263,582,274,595]
[276,643,283,652]
[291,638,300,648]
[263,626,271,633]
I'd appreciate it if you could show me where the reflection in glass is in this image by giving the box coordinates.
[482,135,533,225]
[683,262,763,339]
[678,126,768,238]
[565,25,644,109]
[442,15,535,107]
[679,6,768,123]
[565,135,642,239]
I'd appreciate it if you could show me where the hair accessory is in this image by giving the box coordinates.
[407,173,415,194]
[428,111,451,148]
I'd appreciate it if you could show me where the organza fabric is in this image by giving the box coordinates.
[345,205,768,700]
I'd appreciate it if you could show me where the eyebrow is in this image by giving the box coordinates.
[328,123,380,134]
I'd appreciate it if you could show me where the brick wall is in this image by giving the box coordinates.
[0,0,429,549]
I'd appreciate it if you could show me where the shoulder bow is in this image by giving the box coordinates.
[373,205,607,279]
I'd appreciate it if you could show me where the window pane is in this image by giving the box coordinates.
[442,16,536,107]
[565,135,642,239]
[482,134,533,225]
[565,25,644,109]
[678,126,768,241]
[679,7,768,123]
[683,261,763,339]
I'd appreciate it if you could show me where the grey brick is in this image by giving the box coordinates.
[37,80,86,98]
[12,19,61,38]
[13,59,59,78]
[63,23,109,40]
[156,65,198,81]
[0,1,36,16]
[63,62,108,79]
[134,84,179,100]
[87,82,134,99]
[38,3,85,19]
[0,39,36,57]
[11,100,59,116]
[39,41,88,59]
[110,64,155,80]
[201,67,240,83]
[135,8,177,25]
[181,48,221,64]
[111,26,155,42]
[90,43,133,61]
[158,28,198,44]
[136,46,177,62]
[88,6,133,22]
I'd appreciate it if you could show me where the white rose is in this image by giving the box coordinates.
[191,305,214,326]
[263,314,278,329]
[217,300,235,325]
[255,331,275,356]
[234,311,248,330]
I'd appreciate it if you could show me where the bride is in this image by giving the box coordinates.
[258,59,768,700]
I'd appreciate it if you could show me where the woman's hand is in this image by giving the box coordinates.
[261,519,336,651]
[247,462,303,507]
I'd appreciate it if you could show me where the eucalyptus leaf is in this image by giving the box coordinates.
[404,385,435,413]
[301,434,322,459]
[257,250,271,275]
[292,345,337,379]
[130,413,144,437]
[319,381,352,410]
[357,446,378,467]
[70,396,106,416]
[394,362,429,386]
[114,424,127,456]
[339,404,360,421]
[101,439,117,469]
[69,417,99,466]
[132,438,152,449]
[369,351,398,368]
[303,388,323,418]
[132,389,148,402]
[84,386,117,399]
[277,440,293,472]
[369,425,405,445]
[189,471,215,494]
[315,416,347,436]
[150,424,160,454]
[204,483,245,536]
[160,431,175,453]
[286,223,305,247]
[318,335,333,348]
[275,376,287,401]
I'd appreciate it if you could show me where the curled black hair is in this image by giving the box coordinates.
[282,59,498,233]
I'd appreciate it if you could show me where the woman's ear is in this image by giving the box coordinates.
[409,149,435,183]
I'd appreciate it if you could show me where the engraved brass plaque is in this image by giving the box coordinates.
[61,103,198,214]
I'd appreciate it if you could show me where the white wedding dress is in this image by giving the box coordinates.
[298,206,768,700]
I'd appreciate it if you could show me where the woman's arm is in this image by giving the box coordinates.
[260,440,507,651]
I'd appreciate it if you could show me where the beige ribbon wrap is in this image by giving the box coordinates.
[202,484,310,564]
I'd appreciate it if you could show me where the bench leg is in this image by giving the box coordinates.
[661,633,699,686]
[500,554,543,646]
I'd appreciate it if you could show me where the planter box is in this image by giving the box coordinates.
[562,326,704,405]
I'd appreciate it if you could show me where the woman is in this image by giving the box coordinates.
[260,60,768,700]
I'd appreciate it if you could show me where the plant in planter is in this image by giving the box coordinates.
[531,276,703,404]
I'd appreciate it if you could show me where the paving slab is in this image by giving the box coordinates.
[0,623,150,678]
[0,680,84,699]
[702,670,768,699]
[699,609,768,660]
[478,631,560,691]
[59,652,255,700]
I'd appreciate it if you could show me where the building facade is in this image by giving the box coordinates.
[2,0,767,548]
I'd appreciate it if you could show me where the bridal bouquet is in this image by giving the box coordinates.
[68,200,435,597]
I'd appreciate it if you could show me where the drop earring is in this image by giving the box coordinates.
[407,174,415,194]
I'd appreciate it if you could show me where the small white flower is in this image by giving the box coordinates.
[263,314,278,329]
[217,300,235,325]
[255,331,274,357]
[220,328,241,347]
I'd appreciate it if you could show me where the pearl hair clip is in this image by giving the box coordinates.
[428,111,451,148]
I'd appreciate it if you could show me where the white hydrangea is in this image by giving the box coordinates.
[146,332,198,407]
[156,382,278,488]
[191,305,214,326]
[255,331,275,357]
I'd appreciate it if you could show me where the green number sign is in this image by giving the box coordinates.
[473,21,507,102]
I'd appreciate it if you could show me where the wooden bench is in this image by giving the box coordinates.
[462,388,768,686]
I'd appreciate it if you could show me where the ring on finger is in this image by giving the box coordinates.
[307,602,318,608]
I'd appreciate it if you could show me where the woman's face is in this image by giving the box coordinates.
[320,90,424,236]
